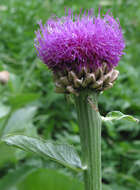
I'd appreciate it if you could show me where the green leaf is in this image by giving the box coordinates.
[9,93,39,110]
[0,104,10,136]
[103,184,112,190]
[2,107,37,137]
[0,143,17,167]
[8,73,21,93]
[18,168,84,190]
[0,103,10,119]
[110,184,129,190]
[0,166,36,190]
[2,135,83,172]
[102,111,139,123]
[99,0,113,6]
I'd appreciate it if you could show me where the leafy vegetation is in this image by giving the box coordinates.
[0,0,140,189]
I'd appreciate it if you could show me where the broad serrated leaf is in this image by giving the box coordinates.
[102,111,139,123]
[2,135,83,172]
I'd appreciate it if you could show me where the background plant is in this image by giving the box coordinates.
[0,0,140,190]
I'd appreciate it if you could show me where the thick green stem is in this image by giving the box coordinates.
[75,91,102,190]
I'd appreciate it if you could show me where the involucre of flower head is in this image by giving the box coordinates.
[35,9,125,73]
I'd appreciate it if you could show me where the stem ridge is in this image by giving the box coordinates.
[75,91,102,190]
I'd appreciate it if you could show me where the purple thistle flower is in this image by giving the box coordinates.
[35,9,125,73]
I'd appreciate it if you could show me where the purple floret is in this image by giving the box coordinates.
[34,9,125,72]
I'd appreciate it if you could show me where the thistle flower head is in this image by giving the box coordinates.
[35,9,125,73]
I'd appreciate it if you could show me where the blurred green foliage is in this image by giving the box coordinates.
[0,0,140,189]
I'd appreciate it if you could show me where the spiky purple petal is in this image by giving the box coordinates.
[35,9,125,72]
